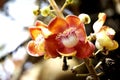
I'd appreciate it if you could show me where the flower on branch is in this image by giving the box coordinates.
[27,15,95,59]
[93,12,119,55]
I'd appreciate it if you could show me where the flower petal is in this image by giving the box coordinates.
[75,24,87,42]
[48,17,69,34]
[35,20,47,28]
[66,15,87,41]
[27,40,45,57]
[66,15,81,28]
[29,28,42,40]
[96,31,115,50]
[99,26,115,39]
[76,41,95,59]
[45,34,60,58]
[108,40,119,51]
[95,40,103,50]
[93,13,106,33]
[57,48,76,57]
[34,21,52,38]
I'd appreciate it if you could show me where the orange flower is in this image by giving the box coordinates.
[27,15,95,59]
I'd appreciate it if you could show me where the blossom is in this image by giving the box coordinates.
[27,15,95,59]
[93,13,119,55]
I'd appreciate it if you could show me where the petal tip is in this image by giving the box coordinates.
[26,41,44,57]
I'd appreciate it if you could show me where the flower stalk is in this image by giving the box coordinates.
[48,0,64,18]
[95,61,102,69]
[61,0,73,12]
[76,73,89,77]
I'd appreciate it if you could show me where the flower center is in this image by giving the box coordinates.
[57,28,79,48]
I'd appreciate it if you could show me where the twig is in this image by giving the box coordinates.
[71,62,85,73]
[97,72,104,76]
[84,58,100,80]
[76,73,89,77]
[94,48,103,56]
[48,0,64,18]
[95,61,102,69]
[61,0,68,12]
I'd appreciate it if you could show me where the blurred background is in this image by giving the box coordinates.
[0,0,120,80]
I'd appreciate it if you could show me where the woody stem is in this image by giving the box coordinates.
[84,58,100,80]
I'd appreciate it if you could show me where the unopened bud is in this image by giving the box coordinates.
[40,6,51,17]
[78,13,91,24]
[33,9,40,16]
[33,6,40,16]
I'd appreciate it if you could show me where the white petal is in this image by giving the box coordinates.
[62,34,79,48]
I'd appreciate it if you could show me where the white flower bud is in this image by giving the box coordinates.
[78,13,91,24]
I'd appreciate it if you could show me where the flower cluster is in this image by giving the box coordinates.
[26,0,119,79]
[27,11,119,61]
[27,15,95,59]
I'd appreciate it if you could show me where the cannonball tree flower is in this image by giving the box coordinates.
[95,26,119,55]
[27,21,60,58]
[27,15,95,59]
[93,13,119,55]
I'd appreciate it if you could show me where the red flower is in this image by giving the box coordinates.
[27,15,95,59]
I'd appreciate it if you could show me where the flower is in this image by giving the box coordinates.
[93,13,119,55]
[27,15,95,59]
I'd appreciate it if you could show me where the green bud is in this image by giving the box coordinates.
[33,9,40,16]
[66,0,73,4]
[40,6,51,17]
[78,13,91,24]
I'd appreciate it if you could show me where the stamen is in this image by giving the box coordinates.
[62,34,79,48]
[56,28,78,48]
